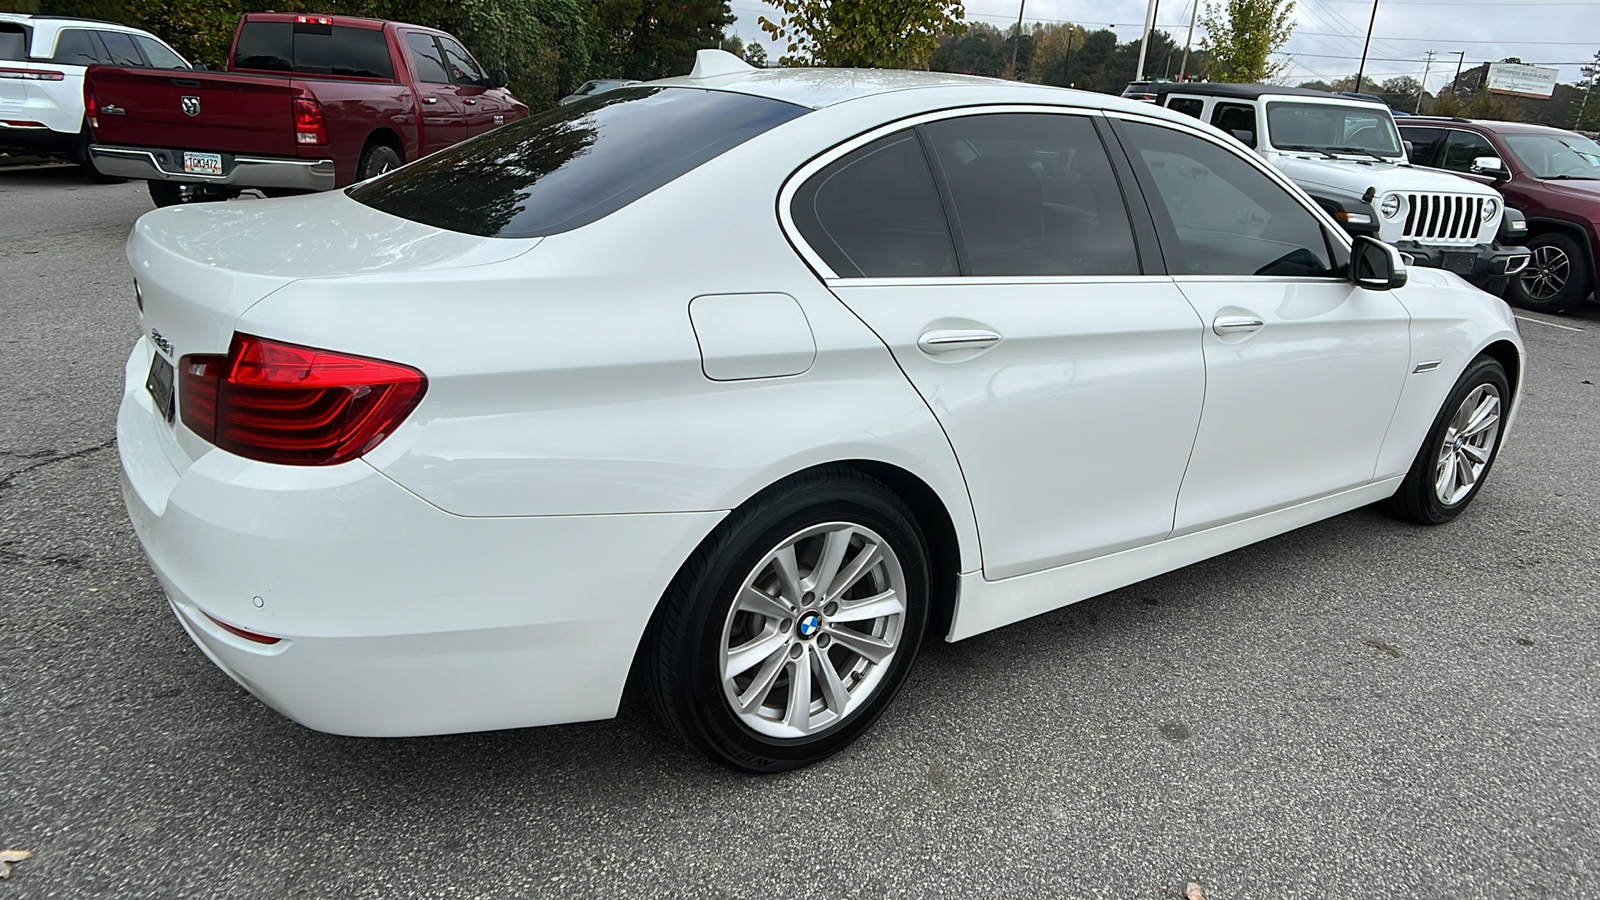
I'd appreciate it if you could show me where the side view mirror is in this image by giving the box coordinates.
[1471,155,1507,179]
[488,69,509,89]
[1352,235,1408,290]
[1402,139,1414,159]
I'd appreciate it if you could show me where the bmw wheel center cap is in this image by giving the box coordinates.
[798,611,822,639]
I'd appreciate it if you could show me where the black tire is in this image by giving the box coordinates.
[74,126,126,184]
[1508,231,1592,313]
[1481,275,1508,298]
[356,142,402,182]
[647,467,930,773]
[147,180,241,208]
[1384,355,1511,525]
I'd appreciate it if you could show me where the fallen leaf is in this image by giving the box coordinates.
[1185,883,1206,900]
[0,848,32,879]
[86,587,101,593]
[23,250,38,255]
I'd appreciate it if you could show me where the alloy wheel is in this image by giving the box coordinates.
[1434,383,1502,506]
[719,521,907,739]
[1520,244,1570,301]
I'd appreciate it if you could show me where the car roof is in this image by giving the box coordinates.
[1400,116,1580,137]
[650,64,1179,116]
[1152,82,1382,104]
[0,13,157,36]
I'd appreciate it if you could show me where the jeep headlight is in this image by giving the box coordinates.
[1380,193,1402,218]
[1482,197,1499,222]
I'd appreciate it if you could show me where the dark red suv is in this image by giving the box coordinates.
[1400,117,1600,313]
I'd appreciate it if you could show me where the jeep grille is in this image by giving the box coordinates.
[1401,194,1488,245]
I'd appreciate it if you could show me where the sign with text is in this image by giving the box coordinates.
[1487,62,1558,99]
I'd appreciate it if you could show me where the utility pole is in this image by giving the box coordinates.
[1135,0,1160,81]
[1355,0,1379,93]
[1009,0,1026,80]
[1450,50,1466,97]
[1417,50,1435,114]
[1178,0,1200,81]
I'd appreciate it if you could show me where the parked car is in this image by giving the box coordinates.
[1400,116,1600,312]
[120,51,1523,773]
[1120,79,1169,102]
[0,13,188,179]
[558,78,640,104]
[85,13,527,207]
[1150,83,1529,290]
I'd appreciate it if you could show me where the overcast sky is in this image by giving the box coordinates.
[727,0,1600,92]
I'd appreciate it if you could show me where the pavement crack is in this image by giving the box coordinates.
[0,437,117,491]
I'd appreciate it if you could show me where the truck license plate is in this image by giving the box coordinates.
[1442,252,1476,276]
[145,350,175,424]
[182,151,223,176]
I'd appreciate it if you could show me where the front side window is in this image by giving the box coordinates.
[1118,120,1335,278]
[792,131,956,278]
[1502,132,1600,179]
[50,29,104,65]
[438,36,484,86]
[352,87,808,239]
[133,35,186,69]
[1266,101,1401,158]
[919,113,1140,276]
[1211,102,1257,148]
[1438,130,1496,173]
[97,31,143,67]
[404,32,449,84]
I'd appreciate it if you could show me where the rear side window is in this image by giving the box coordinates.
[1211,102,1257,148]
[0,24,27,61]
[404,32,449,84]
[1400,126,1446,166]
[50,29,105,65]
[1167,97,1204,119]
[133,36,186,69]
[234,22,393,78]
[351,87,808,238]
[98,31,143,67]
[792,131,957,278]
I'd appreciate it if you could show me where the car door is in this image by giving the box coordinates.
[1432,128,1503,185]
[1109,116,1412,534]
[791,112,1207,580]
[403,31,464,153]
[435,35,501,134]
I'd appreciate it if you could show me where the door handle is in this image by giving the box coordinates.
[1212,315,1265,335]
[464,98,477,105]
[423,96,438,104]
[917,329,1002,354]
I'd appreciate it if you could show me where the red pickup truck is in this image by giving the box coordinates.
[85,13,527,206]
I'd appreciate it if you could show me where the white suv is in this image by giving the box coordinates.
[0,14,188,178]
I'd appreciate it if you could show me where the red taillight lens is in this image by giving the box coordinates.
[179,335,426,466]
[292,97,326,145]
[294,15,333,24]
[84,84,97,129]
[0,67,65,81]
[203,611,281,645]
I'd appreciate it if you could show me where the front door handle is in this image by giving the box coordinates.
[1212,315,1265,335]
[423,96,438,104]
[464,98,478,105]
[917,329,1002,354]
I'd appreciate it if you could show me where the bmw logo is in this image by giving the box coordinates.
[798,612,821,638]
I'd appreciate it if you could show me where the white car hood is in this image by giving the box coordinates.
[1272,155,1498,197]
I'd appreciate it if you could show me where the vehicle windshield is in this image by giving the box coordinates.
[350,86,808,239]
[1502,132,1600,179]
[1266,101,1403,158]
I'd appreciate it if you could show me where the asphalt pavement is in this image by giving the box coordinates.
[1,165,1597,899]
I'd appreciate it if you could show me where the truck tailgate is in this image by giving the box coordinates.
[87,67,299,157]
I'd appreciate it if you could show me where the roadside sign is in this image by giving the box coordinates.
[1487,62,1558,99]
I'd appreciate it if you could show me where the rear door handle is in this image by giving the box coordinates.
[464,98,477,105]
[423,96,438,104]
[1212,315,1265,335]
[917,329,1002,354]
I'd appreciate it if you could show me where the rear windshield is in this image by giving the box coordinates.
[233,22,395,78]
[349,87,809,239]
[0,23,28,60]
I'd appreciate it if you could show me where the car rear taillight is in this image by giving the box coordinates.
[0,67,65,81]
[179,334,426,466]
[292,97,326,145]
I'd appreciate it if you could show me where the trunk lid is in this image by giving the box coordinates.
[88,65,300,155]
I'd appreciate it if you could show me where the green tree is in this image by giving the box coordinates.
[588,0,732,80]
[1199,0,1294,83]
[745,42,768,67]
[759,0,965,69]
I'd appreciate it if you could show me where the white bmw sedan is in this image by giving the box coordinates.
[119,51,1524,772]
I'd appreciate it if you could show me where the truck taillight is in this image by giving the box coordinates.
[179,335,427,466]
[294,15,333,24]
[84,84,97,129]
[292,97,327,145]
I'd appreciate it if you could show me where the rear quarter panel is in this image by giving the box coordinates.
[298,78,417,183]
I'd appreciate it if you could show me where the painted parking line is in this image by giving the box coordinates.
[1515,315,1587,332]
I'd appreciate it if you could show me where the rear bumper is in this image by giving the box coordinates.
[117,338,724,736]
[1395,241,1531,282]
[89,144,335,190]
[0,122,79,158]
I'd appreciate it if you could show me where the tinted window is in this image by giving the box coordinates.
[1119,120,1335,278]
[1503,132,1600,179]
[1439,129,1496,172]
[793,131,956,278]
[352,87,808,239]
[1400,126,1446,166]
[1211,102,1257,148]
[1167,97,1204,119]
[133,35,186,69]
[404,32,449,84]
[0,23,27,61]
[333,27,392,78]
[50,29,104,65]
[1266,101,1401,157]
[234,22,292,70]
[98,31,143,67]
[437,36,483,86]
[920,113,1139,276]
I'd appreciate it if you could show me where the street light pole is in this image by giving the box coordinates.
[1010,0,1026,79]
[1355,0,1379,94]
[1135,0,1160,81]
